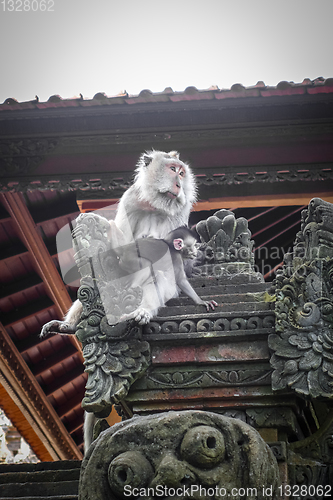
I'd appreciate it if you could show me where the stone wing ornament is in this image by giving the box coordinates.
[72,212,151,414]
[269,198,333,399]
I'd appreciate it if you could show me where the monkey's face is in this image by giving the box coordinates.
[160,161,186,200]
[152,158,187,209]
[180,235,198,259]
[136,152,192,213]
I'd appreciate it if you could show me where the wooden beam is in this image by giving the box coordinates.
[194,192,333,211]
[0,322,82,461]
[76,198,118,213]
[0,192,85,461]
[76,192,333,215]
[0,384,53,462]
[0,192,83,358]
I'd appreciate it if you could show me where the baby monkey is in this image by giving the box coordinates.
[41,227,217,337]
[116,226,218,325]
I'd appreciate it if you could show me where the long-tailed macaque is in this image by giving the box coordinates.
[40,150,197,338]
[116,227,217,324]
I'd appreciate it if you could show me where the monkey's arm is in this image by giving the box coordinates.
[40,299,82,338]
[40,320,77,338]
[175,256,217,311]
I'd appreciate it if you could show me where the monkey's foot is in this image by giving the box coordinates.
[40,320,76,338]
[134,308,153,325]
[120,308,152,325]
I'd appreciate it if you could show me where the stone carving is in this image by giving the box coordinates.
[144,367,272,390]
[71,213,150,414]
[194,209,261,281]
[1,151,331,193]
[288,410,333,496]
[0,138,58,175]
[79,410,280,500]
[144,313,275,336]
[269,198,333,399]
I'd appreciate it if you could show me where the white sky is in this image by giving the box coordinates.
[0,0,332,103]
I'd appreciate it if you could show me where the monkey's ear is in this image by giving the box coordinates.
[173,238,184,251]
[143,154,153,167]
[168,151,180,160]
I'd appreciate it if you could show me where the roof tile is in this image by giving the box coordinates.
[1,78,332,112]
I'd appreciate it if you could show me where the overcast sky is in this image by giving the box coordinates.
[0,0,332,103]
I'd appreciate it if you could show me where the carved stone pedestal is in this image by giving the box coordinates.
[75,203,333,499]
[79,410,280,500]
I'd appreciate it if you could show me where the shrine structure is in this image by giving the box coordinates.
[0,79,332,498]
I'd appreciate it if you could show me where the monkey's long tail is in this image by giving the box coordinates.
[83,411,97,454]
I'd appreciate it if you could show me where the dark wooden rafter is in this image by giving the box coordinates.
[31,345,78,377]
[0,192,82,358]
[252,206,306,239]
[0,322,82,460]
[1,298,54,327]
[0,191,84,458]
[57,394,84,419]
[44,366,85,397]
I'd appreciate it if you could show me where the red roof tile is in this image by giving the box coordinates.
[1,78,333,112]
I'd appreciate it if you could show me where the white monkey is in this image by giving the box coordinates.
[40,150,197,337]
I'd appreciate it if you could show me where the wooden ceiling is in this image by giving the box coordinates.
[0,80,332,459]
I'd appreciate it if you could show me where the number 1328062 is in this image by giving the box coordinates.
[1,0,54,11]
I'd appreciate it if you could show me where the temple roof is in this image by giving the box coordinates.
[1,77,333,111]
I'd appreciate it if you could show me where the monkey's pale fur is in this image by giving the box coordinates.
[62,150,197,329]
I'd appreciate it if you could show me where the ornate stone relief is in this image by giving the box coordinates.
[0,147,332,193]
[79,410,280,500]
[0,138,58,175]
[143,366,272,390]
[194,209,263,284]
[288,410,333,495]
[144,312,274,337]
[71,213,150,414]
[269,198,333,399]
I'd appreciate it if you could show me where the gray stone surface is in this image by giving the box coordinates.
[79,410,279,500]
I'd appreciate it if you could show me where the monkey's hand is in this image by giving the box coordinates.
[201,300,218,311]
[120,308,152,325]
[40,320,76,338]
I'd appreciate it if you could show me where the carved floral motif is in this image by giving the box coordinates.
[144,313,274,336]
[269,198,333,399]
[144,367,272,390]
[196,209,255,267]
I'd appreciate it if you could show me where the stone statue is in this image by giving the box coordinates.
[195,208,257,277]
[71,212,151,415]
[79,410,280,500]
[269,198,333,399]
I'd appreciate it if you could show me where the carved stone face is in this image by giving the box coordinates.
[79,410,279,500]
